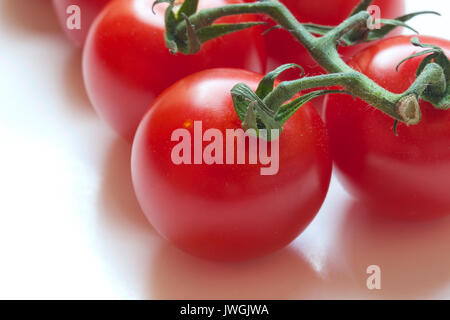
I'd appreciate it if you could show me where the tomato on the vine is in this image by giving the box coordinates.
[324,35,450,219]
[131,68,332,261]
[52,0,111,47]
[83,0,266,141]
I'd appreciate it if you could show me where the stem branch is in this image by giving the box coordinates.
[168,0,447,125]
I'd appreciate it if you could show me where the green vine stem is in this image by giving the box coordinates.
[159,0,448,128]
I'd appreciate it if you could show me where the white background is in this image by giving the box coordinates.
[0,0,449,299]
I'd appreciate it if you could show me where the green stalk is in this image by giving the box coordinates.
[163,0,448,126]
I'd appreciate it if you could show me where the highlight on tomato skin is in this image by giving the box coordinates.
[324,35,450,220]
[82,0,267,142]
[131,68,332,261]
[52,0,111,47]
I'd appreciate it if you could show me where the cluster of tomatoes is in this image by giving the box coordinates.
[52,0,450,261]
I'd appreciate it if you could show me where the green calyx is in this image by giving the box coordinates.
[153,0,264,55]
[299,0,439,47]
[231,64,349,141]
[397,38,450,110]
[304,10,440,47]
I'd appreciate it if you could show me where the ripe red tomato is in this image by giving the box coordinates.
[258,0,405,79]
[131,69,332,261]
[52,0,110,47]
[324,35,450,219]
[83,0,266,141]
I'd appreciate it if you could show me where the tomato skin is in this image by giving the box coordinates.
[52,0,110,47]
[83,0,266,141]
[324,36,450,219]
[259,0,405,79]
[131,69,332,261]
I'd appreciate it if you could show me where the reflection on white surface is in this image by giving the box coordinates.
[0,0,449,299]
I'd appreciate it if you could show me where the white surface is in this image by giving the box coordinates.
[0,0,449,299]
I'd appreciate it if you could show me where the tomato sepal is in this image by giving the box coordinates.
[399,37,450,110]
[231,83,282,140]
[255,64,304,99]
[340,11,439,46]
[275,90,350,125]
[196,22,267,44]
[158,0,266,54]
[231,64,351,137]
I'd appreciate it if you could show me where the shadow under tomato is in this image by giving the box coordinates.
[1,0,61,35]
[335,200,450,299]
[98,138,152,232]
[149,243,324,300]
[62,48,96,115]
[93,138,158,298]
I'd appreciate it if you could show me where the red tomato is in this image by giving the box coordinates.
[83,0,266,141]
[131,69,332,261]
[52,0,110,47]
[324,35,450,219]
[257,0,405,79]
